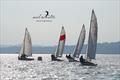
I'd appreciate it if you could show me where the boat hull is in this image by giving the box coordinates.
[18,56,34,61]
[80,61,97,66]
[51,55,63,61]
[66,55,79,62]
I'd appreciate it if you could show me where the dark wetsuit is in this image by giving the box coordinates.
[80,56,85,63]
[51,55,56,60]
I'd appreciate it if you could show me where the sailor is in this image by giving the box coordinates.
[80,55,85,63]
[69,54,74,59]
[18,54,26,60]
[51,55,56,60]
[21,54,26,59]
[66,54,73,59]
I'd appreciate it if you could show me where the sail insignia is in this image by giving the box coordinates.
[55,26,66,57]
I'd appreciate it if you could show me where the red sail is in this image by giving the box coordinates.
[59,34,65,41]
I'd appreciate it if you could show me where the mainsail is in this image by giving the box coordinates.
[86,10,98,60]
[72,24,86,58]
[55,26,66,57]
[19,28,32,57]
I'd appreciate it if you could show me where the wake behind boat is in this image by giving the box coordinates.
[51,26,66,61]
[80,10,98,66]
[18,28,34,60]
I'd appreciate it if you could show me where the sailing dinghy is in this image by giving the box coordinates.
[18,28,34,60]
[66,24,86,62]
[51,26,66,61]
[80,10,98,66]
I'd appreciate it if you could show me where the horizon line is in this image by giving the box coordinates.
[0,41,120,47]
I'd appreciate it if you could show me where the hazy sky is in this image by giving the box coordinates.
[0,0,120,46]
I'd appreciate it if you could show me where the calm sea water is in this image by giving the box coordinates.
[0,54,120,80]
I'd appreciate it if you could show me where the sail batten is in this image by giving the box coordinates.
[72,24,86,58]
[86,10,98,60]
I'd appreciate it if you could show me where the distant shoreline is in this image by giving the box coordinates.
[0,42,120,54]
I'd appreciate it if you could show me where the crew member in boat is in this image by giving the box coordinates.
[18,54,26,60]
[79,55,97,66]
[66,54,73,59]
[80,55,85,63]
[51,54,56,60]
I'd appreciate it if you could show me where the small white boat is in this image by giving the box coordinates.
[18,28,34,60]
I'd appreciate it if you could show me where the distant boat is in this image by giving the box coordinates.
[51,26,66,61]
[80,10,98,66]
[18,28,34,60]
[66,24,86,62]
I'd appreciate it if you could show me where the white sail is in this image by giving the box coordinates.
[86,10,98,60]
[19,28,32,57]
[19,42,24,57]
[72,24,86,58]
[55,26,66,57]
